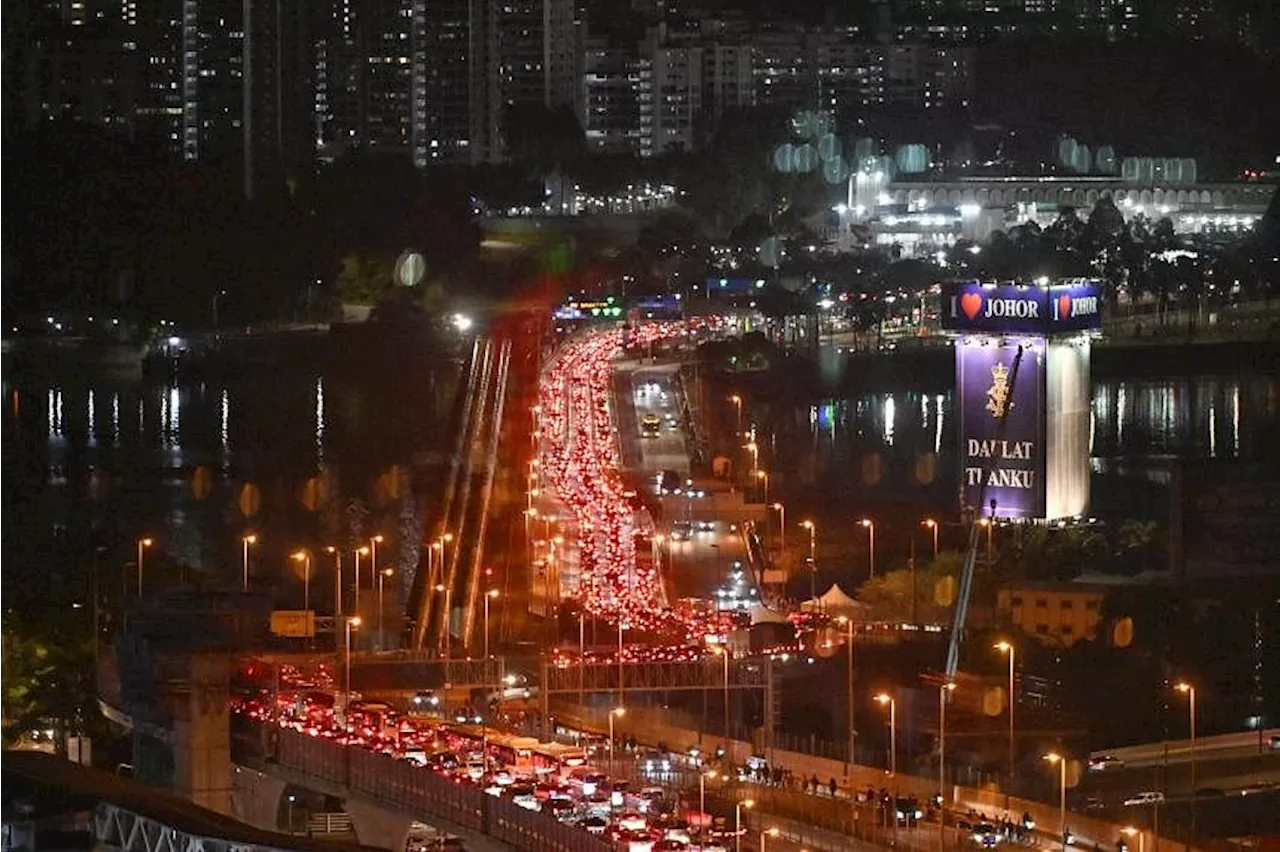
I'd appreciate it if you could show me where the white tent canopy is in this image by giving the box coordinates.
[747,603,790,625]
[800,584,870,619]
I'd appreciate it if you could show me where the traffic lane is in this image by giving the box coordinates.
[1093,742,1280,770]
[665,523,751,601]
[1092,730,1279,764]
[1093,789,1280,841]
[1081,752,1280,798]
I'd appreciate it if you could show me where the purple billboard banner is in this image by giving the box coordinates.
[1048,281,1103,333]
[943,283,1046,334]
[957,336,1045,520]
[942,281,1102,335]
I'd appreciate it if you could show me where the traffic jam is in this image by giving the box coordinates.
[233,663,743,852]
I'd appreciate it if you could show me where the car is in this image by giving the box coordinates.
[1240,780,1277,796]
[1123,791,1165,806]
[894,797,923,826]
[1088,755,1126,772]
[1270,734,1280,751]
[971,824,1000,848]
[641,414,662,437]
[694,520,715,532]
[670,522,692,542]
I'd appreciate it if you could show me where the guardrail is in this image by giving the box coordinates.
[234,719,614,852]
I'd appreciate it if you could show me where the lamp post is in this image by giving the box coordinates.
[730,394,743,436]
[609,706,626,775]
[435,584,453,658]
[699,770,718,831]
[578,609,586,703]
[484,588,499,659]
[241,534,257,591]
[1176,681,1197,836]
[136,537,153,595]
[800,521,817,603]
[940,681,957,847]
[995,641,1016,793]
[353,545,369,609]
[979,518,994,564]
[325,546,344,619]
[377,567,394,650]
[745,441,759,481]
[734,799,754,852]
[761,827,780,852]
[923,519,939,560]
[875,693,896,777]
[859,518,875,579]
[712,645,731,741]
[1122,827,1145,852]
[344,616,361,698]
[290,551,311,611]
[771,503,785,556]
[437,533,453,579]
[369,533,383,590]
[1043,752,1068,848]
[756,469,769,503]
[836,616,856,765]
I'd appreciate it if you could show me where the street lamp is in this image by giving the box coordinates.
[344,616,362,698]
[859,518,875,579]
[353,545,369,608]
[609,707,626,774]
[483,588,499,659]
[377,567,394,650]
[800,521,817,603]
[978,518,994,563]
[435,583,453,658]
[756,469,769,503]
[761,827,780,852]
[939,681,957,845]
[745,441,759,481]
[699,770,718,831]
[1121,827,1145,852]
[734,799,754,852]
[369,534,384,592]
[835,616,856,765]
[325,546,344,619]
[922,519,939,559]
[241,534,258,591]
[290,551,311,611]
[730,394,743,436]
[1043,752,1068,847]
[771,503,785,555]
[135,537,154,595]
[995,641,1016,792]
[875,690,896,777]
[1176,681,1197,836]
[437,533,453,579]
[712,644,731,741]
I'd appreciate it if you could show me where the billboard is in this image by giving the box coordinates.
[957,336,1046,520]
[1048,281,1103,334]
[942,281,1102,335]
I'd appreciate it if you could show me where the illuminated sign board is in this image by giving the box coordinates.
[554,297,624,319]
[956,336,1046,520]
[942,281,1101,335]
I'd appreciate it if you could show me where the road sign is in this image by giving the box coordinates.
[270,610,316,638]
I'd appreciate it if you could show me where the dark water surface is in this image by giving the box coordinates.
[2,334,463,610]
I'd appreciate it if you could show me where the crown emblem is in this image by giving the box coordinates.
[986,361,1013,419]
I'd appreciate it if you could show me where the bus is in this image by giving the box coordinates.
[532,742,588,777]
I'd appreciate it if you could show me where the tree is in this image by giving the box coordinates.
[335,253,396,306]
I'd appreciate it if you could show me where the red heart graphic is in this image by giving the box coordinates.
[960,292,982,320]
[1057,294,1071,320]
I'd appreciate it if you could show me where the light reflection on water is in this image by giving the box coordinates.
[3,359,456,586]
[790,375,1277,497]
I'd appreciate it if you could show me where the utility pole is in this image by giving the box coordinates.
[908,536,917,625]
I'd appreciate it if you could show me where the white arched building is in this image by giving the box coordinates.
[836,174,1274,257]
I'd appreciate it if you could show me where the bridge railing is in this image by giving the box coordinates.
[235,719,613,852]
